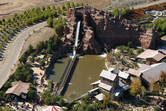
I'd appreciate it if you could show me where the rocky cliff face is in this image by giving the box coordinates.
[63,6,161,54]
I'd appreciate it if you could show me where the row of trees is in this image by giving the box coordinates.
[111,7,134,17]
[0,2,83,57]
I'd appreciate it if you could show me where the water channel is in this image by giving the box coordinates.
[49,54,106,101]
[48,56,70,82]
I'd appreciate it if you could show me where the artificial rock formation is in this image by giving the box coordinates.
[63,6,161,54]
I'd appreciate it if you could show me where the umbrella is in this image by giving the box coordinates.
[42,106,63,111]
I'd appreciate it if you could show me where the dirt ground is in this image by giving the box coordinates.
[0,0,65,18]
[20,26,55,56]
[0,0,111,19]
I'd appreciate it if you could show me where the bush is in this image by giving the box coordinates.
[142,105,146,108]
[143,96,151,102]
[136,48,144,54]
[154,106,161,111]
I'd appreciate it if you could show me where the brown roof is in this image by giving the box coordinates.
[6,81,31,96]
[137,49,165,61]
[127,69,141,77]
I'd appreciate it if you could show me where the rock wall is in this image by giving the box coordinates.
[63,6,161,54]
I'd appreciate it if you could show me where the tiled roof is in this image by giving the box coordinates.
[100,70,117,81]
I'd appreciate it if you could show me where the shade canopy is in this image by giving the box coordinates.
[42,106,63,111]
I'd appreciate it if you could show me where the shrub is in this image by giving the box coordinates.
[136,48,144,54]
[154,106,161,111]
[143,96,151,102]
[142,105,146,108]
[48,81,53,91]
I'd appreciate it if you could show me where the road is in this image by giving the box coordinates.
[134,0,166,9]
[0,21,47,89]
[103,0,166,11]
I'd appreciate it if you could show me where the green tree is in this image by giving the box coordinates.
[28,86,36,100]
[57,6,60,14]
[42,6,45,11]
[47,6,51,10]
[47,17,53,27]
[112,7,119,16]
[39,59,45,69]
[80,3,84,6]
[61,4,65,10]
[75,3,80,7]
[52,5,55,10]
[71,2,75,8]
[62,9,65,15]
[27,44,33,54]
[30,56,35,63]
[19,53,28,64]
[66,2,70,10]
[53,17,67,35]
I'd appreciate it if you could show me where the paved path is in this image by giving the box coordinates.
[0,21,47,88]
